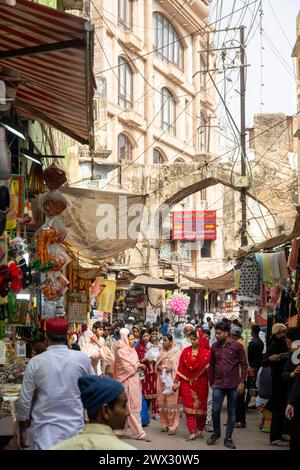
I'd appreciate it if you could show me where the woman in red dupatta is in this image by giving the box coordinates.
[173,328,210,440]
[135,329,159,418]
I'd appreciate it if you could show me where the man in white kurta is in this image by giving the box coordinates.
[17,318,92,450]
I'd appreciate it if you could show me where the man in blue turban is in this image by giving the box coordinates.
[51,376,136,450]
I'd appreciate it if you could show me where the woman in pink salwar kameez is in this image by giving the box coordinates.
[155,334,181,435]
[114,328,151,442]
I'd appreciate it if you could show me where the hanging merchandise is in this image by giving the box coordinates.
[40,272,69,301]
[27,161,45,195]
[42,190,67,217]
[68,292,88,323]
[237,252,260,307]
[4,178,17,231]
[0,128,11,182]
[43,163,67,190]
[34,220,68,271]
[47,244,71,272]
[287,239,300,270]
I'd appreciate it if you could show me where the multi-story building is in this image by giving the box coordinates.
[86,0,231,279]
[292,11,300,203]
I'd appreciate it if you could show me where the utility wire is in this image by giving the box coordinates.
[97,0,259,74]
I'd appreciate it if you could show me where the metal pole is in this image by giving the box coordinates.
[240,26,248,247]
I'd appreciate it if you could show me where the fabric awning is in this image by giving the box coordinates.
[0,0,94,144]
[182,270,235,292]
[57,186,146,264]
[132,274,178,290]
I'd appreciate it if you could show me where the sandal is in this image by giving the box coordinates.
[160,428,168,432]
[139,435,151,442]
[168,430,176,435]
[185,434,197,441]
[197,431,204,438]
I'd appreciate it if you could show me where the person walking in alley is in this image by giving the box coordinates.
[207,322,248,449]
[17,318,92,450]
[51,376,136,450]
[173,329,210,441]
[113,328,151,442]
[262,323,289,446]
[156,334,181,435]
[230,326,248,428]
[246,324,264,409]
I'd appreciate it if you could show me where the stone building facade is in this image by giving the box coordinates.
[292,12,300,203]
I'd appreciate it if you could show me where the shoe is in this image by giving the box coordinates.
[224,439,236,449]
[205,425,214,432]
[234,422,246,428]
[207,434,220,445]
[270,440,289,446]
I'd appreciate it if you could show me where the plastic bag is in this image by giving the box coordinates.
[47,244,71,272]
[40,272,69,300]
[42,191,67,217]
[144,346,160,362]
[161,369,174,395]
[43,163,67,191]
[9,237,27,257]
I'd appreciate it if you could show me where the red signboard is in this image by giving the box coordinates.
[172,210,217,240]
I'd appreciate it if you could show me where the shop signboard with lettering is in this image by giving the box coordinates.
[172,211,217,240]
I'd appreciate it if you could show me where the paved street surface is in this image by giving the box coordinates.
[125,407,284,450]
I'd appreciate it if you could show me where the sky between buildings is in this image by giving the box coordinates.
[209,0,299,126]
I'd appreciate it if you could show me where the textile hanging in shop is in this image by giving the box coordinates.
[237,252,260,306]
[255,251,289,286]
[57,187,146,264]
[97,278,116,314]
[287,239,300,270]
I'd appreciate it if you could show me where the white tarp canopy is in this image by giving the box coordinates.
[182,269,235,292]
[56,186,146,265]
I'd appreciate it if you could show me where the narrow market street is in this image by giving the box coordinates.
[1,0,300,459]
[126,407,282,451]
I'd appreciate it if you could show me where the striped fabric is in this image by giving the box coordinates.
[0,0,94,144]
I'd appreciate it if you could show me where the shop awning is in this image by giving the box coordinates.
[182,270,235,292]
[132,274,178,290]
[0,0,94,144]
[58,186,146,264]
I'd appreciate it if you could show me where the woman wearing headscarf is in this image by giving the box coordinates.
[173,329,211,441]
[155,333,181,435]
[129,325,141,349]
[135,329,158,419]
[262,322,289,446]
[113,328,151,441]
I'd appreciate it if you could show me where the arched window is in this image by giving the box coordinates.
[118,133,133,161]
[161,87,176,136]
[153,148,166,164]
[118,0,133,31]
[118,56,133,109]
[153,12,183,69]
